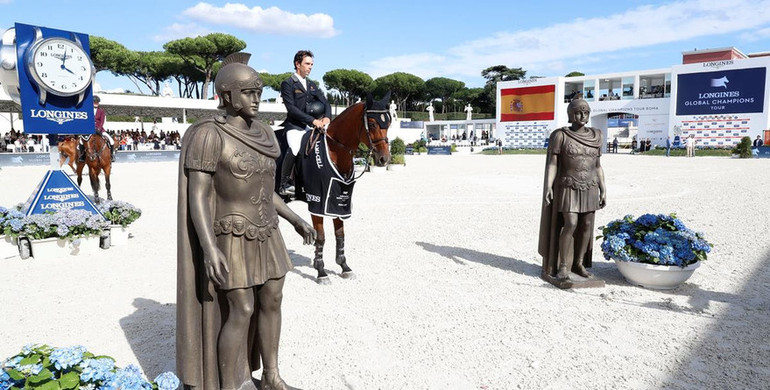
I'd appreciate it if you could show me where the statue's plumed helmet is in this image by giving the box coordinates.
[214,53,263,110]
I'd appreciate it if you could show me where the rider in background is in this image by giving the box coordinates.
[79,95,115,162]
[277,50,331,196]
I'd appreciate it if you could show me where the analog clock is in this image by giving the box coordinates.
[25,32,95,105]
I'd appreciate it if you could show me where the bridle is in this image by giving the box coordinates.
[317,105,391,158]
[83,134,107,162]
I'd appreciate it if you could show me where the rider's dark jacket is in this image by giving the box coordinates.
[279,74,330,131]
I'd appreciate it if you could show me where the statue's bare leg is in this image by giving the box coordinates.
[572,212,595,278]
[220,288,256,390]
[557,212,579,280]
[257,276,297,390]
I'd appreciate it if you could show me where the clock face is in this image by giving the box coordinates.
[27,37,94,97]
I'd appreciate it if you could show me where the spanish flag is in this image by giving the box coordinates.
[500,85,555,122]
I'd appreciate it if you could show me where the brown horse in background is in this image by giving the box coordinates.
[58,137,82,174]
[287,93,392,284]
[59,135,113,203]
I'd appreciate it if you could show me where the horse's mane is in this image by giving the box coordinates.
[333,102,366,121]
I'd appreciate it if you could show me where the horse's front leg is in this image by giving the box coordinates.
[311,215,330,285]
[90,170,100,204]
[333,218,354,279]
[76,163,85,187]
[104,166,112,200]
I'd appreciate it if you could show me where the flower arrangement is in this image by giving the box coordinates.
[0,208,107,241]
[97,201,142,227]
[0,206,25,238]
[598,213,712,267]
[1,344,179,390]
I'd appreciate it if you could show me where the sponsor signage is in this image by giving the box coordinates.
[427,146,451,155]
[755,146,770,158]
[25,170,102,216]
[15,23,95,134]
[400,121,424,128]
[676,67,766,116]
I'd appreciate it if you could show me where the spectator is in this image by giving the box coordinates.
[686,135,696,157]
[753,135,764,147]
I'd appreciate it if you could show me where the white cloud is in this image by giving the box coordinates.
[181,2,339,38]
[153,23,211,42]
[368,0,770,80]
[740,27,770,42]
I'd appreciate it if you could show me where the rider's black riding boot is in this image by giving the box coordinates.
[109,144,115,162]
[78,144,85,162]
[336,235,354,278]
[278,153,296,196]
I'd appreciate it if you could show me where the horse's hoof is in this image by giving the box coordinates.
[316,276,331,285]
[340,271,356,280]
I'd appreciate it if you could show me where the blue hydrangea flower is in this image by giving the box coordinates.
[9,219,23,232]
[17,364,44,376]
[103,365,151,390]
[80,358,116,383]
[154,372,180,390]
[50,345,86,371]
[600,213,710,266]
[3,356,22,369]
[1,370,13,390]
[636,213,659,227]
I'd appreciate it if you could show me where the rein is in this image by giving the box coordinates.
[310,107,390,179]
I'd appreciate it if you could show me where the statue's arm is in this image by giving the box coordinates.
[596,158,607,208]
[544,153,558,205]
[272,192,316,245]
[188,170,229,286]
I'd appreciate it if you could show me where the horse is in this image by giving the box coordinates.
[281,93,392,284]
[57,137,82,174]
[59,135,113,203]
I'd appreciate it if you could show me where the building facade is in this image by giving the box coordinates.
[496,47,770,149]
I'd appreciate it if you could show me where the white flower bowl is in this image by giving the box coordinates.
[614,259,701,290]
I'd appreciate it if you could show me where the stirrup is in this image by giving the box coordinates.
[278,183,295,196]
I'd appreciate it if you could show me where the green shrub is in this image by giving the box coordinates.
[357,143,369,159]
[450,143,457,152]
[733,136,753,158]
[390,154,405,165]
[390,137,406,155]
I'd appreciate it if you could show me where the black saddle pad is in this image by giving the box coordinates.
[294,131,356,219]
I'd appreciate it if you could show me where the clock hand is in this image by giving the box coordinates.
[61,64,75,75]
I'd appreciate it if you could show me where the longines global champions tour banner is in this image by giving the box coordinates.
[500,85,556,122]
[676,67,766,116]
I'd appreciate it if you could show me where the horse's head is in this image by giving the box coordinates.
[86,135,107,162]
[364,91,392,166]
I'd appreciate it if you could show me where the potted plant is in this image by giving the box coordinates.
[388,137,406,171]
[11,209,108,259]
[598,213,712,289]
[98,200,142,246]
[1,344,179,390]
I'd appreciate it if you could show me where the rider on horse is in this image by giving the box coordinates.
[277,50,331,196]
[79,95,115,162]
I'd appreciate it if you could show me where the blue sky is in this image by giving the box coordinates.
[3,0,770,98]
